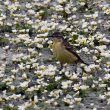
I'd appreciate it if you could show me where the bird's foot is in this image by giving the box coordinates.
[59,66,63,71]
[57,64,63,71]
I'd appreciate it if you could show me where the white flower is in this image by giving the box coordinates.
[8,94,21,100]
[22,73,27,79]
[99,84,106,88]
[70,73,78,80]
[27,20,33,25]
[11,75,15,79]
[69,105,74,108]
[24,17,30,21]
[105,92,110,97]
[93,80,98,84]
[55,5,63,11]
[48,64,57,71]
[18,63,25,70]
[49,90,62,98]
[30,58,37,63]
[72,7,77,12]
[7,22,12,26]
[107,98,110,104]
[41,65,56,76]
[89,64,99,70]
[55,76,61,81]
[74,98,82,102]
[18,34,29,40]
[26,3,32,9]
[34,95,38,103]
[37,33,48,37]
[3,46,9,50]
[63,97,71,104]
[53,101,58,106]
[98,20,102,23]
[84,14,92,18]
[104,74,110,80]
[66,94,72,99]
[59,25,67,31]
[28,9,35,15]
[93,107,97,110]
[57,0,67,4]
[61,81,72,89]
[8,4,17,11]
[0,73,4,78]
[12,29,17,33]
[20,81,29,88]
[82,22,88,28]
[22,56,29,60]
[9,103,14,107]
[2,77,13,83]
[105,9,110,15]
[10,85,15,90]
[45,98,55,104]
[100,52,110,58]
[18,105,25,110]
[65,6,71,14]
[100,37,110,43]
[84,66,91,72]
[18,102,31,110]
[40,25,49,32]
[80,2,85,6]
[73,84,80,91]
[4,1,10,5]
[11,69,18,74]
[107,87,110,91]
[99,94,106,100]
[65,71,71,77]
[82,47,89,52]
[84,28,88,32]
[66,28,71,31]
[82,76,87,81]
[32,63,39,68]
[47,40,52,44]
[91,21,97,25]
[26,65,30,69]
[80,85,89,90]
[96,45,106,52]
[34,37,43,43]
[1,54,6,60]
[37,44,43,48]
[93,12,98,18]
[26,87,35,92]
[0,21,3,25]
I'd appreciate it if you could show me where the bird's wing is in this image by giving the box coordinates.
[63,39,88,65]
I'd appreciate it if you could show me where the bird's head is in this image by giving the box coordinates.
[49,31,64,42]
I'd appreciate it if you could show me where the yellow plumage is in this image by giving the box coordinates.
[52,38,78,64]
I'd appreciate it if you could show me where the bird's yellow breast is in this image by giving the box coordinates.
[52,41,78,64]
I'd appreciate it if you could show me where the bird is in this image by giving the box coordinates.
[49,31,88,70]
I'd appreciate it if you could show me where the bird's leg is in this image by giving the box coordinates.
[73,62,77,73]
[76,63,83,78]
[59,63,63,71]
[74,63,77,73]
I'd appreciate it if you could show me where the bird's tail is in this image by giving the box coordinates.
[79,58,89,66]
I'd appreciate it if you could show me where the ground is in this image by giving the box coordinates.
[0,0,110,110]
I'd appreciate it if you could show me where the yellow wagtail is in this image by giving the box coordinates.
[49,31,88,70]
